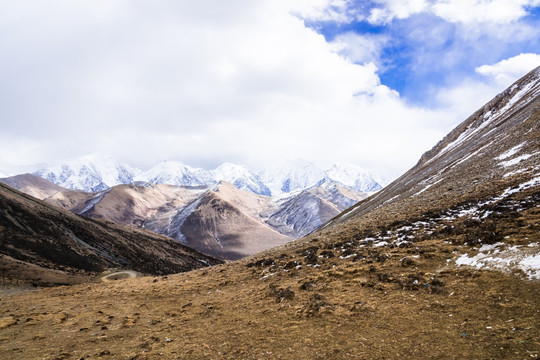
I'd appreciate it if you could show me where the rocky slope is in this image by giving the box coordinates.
[0,183,221,287]
[0,68,539,360]
[163,186,290,260]
[324,66,540,232]
[265,180,369,237]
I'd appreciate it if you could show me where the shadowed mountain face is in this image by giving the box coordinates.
[175,191,290,260]
[70,183,206,227]
[265,180,367,237]
[0,183,222,287]
[0,69,539,360]
[141,182,290,260]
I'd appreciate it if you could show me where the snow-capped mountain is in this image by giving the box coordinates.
[265,178,369,238]
[325,163,382,192]
[0,172,7,178]
[259,159,384,195]
[134,161,212,187]
[136,161,270,196]
[259,159,326,195]
[212,163,271,196]
[31,154,384,197]
[34,154,140,192]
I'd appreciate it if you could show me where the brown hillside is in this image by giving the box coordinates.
[0,173,66,200]
[0,183,222,288]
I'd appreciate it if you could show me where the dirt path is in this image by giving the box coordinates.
[100,270,139,281]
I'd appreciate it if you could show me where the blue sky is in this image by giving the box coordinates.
[0,0,539,176]
[304,1,540,105]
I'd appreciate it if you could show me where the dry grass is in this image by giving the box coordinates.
[1,201,538,359]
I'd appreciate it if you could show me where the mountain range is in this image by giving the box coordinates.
[2,174,371,260]
[0,67,538,359]
[28,156,390,196]
[34,154,141,192]
[2,158,385,260]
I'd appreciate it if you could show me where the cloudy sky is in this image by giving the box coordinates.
[1,0,539,176]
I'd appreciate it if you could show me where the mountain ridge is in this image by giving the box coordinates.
[324,66,540,230]
[28,157,388,196]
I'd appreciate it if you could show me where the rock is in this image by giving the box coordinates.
[269,285,295,302]
[0,316,17,329]
[401,257,417,267]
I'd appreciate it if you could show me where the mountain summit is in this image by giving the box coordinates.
[212,163,271,196]
[325,163,382,192]
[134,160,211,187]
[259,159,327,194]
[259,159,385,195]
[34,154,140,192]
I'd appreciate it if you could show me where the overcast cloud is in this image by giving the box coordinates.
[1,0,539,176]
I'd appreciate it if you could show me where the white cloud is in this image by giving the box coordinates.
[476,53,540,84]
[330,32,390,67]
[291,0,356,23]
[434,53,540,129]
[368,0,429,24]
[0,0,530,177]
[432,0,540,24]
[364,0,540,25]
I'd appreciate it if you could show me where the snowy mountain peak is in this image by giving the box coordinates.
[134,161,270,196]
[34,153,140,192]
[213,162,250,179]
[325,162,382,192]
[135,160,212,187]
[259,159,326,195]
[213,163,271,196]
[30,154,384,197]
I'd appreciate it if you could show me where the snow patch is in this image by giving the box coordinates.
[503,169,528,178]
[498,176,540,199]
[167,197,202,243]
[496,142,527,160]
[412,177,443,197]
[456,243,540,280]
[79,190,110,214]
[498,153,536,168]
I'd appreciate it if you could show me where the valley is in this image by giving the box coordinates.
[0,67,538,359]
